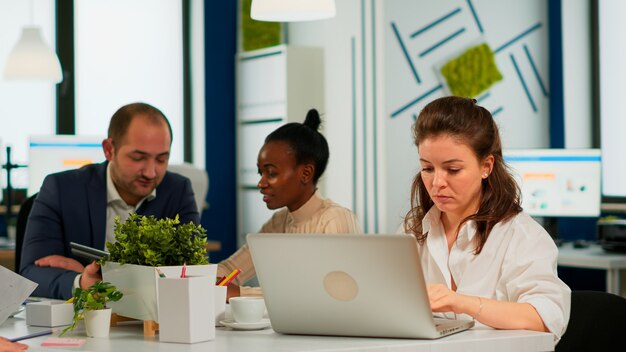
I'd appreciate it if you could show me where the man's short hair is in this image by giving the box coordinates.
[107,102,173,146]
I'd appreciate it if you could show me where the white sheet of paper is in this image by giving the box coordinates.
[0,265,38,325]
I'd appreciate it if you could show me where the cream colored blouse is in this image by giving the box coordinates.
[217,191,362,295]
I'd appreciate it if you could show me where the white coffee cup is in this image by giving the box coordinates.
[214,285,227,326]
[229,297,265,324]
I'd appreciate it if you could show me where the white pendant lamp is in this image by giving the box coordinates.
[251,0,336,22]
[4,26,63,83]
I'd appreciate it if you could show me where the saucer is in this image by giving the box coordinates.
[219,318,271,330]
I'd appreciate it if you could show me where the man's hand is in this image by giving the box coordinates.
[34,255,84,273]
[79,261,102,289]
[0,337,28,351]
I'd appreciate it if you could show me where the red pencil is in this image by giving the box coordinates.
[217,268,241,286]
[180,261,187,278]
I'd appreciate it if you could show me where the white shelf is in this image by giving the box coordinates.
[235,45,324,247]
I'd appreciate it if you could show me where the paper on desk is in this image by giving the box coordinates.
[0,265,38,325]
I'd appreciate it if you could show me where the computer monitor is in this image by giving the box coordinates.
[503,149,602,218]
[28,135,105,196]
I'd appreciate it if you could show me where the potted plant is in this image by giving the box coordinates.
[61,281,123,338]
[99,214,216,323]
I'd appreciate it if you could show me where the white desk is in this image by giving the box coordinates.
[0,312,554,352]
[557,242,626,295]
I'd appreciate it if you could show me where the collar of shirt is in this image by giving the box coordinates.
[286,190,324,225]
[422,206,478,243]
[106,163,156,209]
[422,206,478,288]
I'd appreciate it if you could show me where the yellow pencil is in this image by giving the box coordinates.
[217,268,241,286]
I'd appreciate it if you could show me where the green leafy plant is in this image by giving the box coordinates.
[60,281,123,336]
[99,213,208,267]
[241,0,282,51]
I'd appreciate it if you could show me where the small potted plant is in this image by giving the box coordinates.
[99,214,215,323]
[61,281,123,338]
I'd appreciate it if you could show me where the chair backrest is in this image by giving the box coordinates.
[555,290,626,351]
[15,192,38,271]
[167,163,209,216]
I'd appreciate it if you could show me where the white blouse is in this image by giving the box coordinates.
[405,207,571,339]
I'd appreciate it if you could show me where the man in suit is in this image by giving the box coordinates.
[20,102,199,299]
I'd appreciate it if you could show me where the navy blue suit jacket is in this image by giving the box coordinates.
[20,162,199,299]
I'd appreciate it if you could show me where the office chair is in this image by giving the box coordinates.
[555,290,626,352]
[15,192,38,271]
[167,163,209,216]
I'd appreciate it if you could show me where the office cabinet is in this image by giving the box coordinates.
[236,44,324,246]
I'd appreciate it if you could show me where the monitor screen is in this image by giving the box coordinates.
[28,135,105,196]
[503,149,601,218]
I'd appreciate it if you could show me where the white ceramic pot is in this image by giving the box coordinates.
[84,308,112,338]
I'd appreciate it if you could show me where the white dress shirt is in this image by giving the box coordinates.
[105,163,155,245]
[405,207,571,339]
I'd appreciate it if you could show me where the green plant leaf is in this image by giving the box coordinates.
[60,281,123,336]
[99,214,208,267]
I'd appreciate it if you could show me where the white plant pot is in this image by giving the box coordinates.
[102,262,217,322]
[84,308,112,338]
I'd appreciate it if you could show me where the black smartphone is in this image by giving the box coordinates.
[69,242,109,261]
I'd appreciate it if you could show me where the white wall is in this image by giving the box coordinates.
[562,0,592,148]
[192,0,206,168]
[288,0,373,228]
[287,0,592,233]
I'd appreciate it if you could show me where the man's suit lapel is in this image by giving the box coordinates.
[87,162,108,249]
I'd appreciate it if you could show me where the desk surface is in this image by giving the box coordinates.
[557,242,626,270]
[0,312,554,352]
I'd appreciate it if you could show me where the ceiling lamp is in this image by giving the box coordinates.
[4,26,63,83]
[251,0,336,22]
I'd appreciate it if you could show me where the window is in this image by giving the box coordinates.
[74,0,185,164]
[0,0,57,191]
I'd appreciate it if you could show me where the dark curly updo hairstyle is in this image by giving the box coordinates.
[265,108,329,184]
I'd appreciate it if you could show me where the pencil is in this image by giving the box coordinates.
[217,268,241,286]
[180,262,187,278]
[9,329,53,342]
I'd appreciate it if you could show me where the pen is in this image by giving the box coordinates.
[217,268,241,286]
[23,297,44,304]
[156,268,166,278]
[9,329,53,342]
[180,262,187,278]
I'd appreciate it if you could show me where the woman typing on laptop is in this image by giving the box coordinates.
[403,96,570,339]
[218,108,362,298]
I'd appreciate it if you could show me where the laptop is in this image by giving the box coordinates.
[247,233,474,339]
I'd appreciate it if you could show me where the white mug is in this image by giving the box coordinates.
[229,297,265,324]
[214,285,227,326]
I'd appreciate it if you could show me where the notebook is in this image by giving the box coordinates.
[247,233,474,339]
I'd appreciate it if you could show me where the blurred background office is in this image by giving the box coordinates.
[1,0,623,293]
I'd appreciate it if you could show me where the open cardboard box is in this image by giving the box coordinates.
[102,262,217,323]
